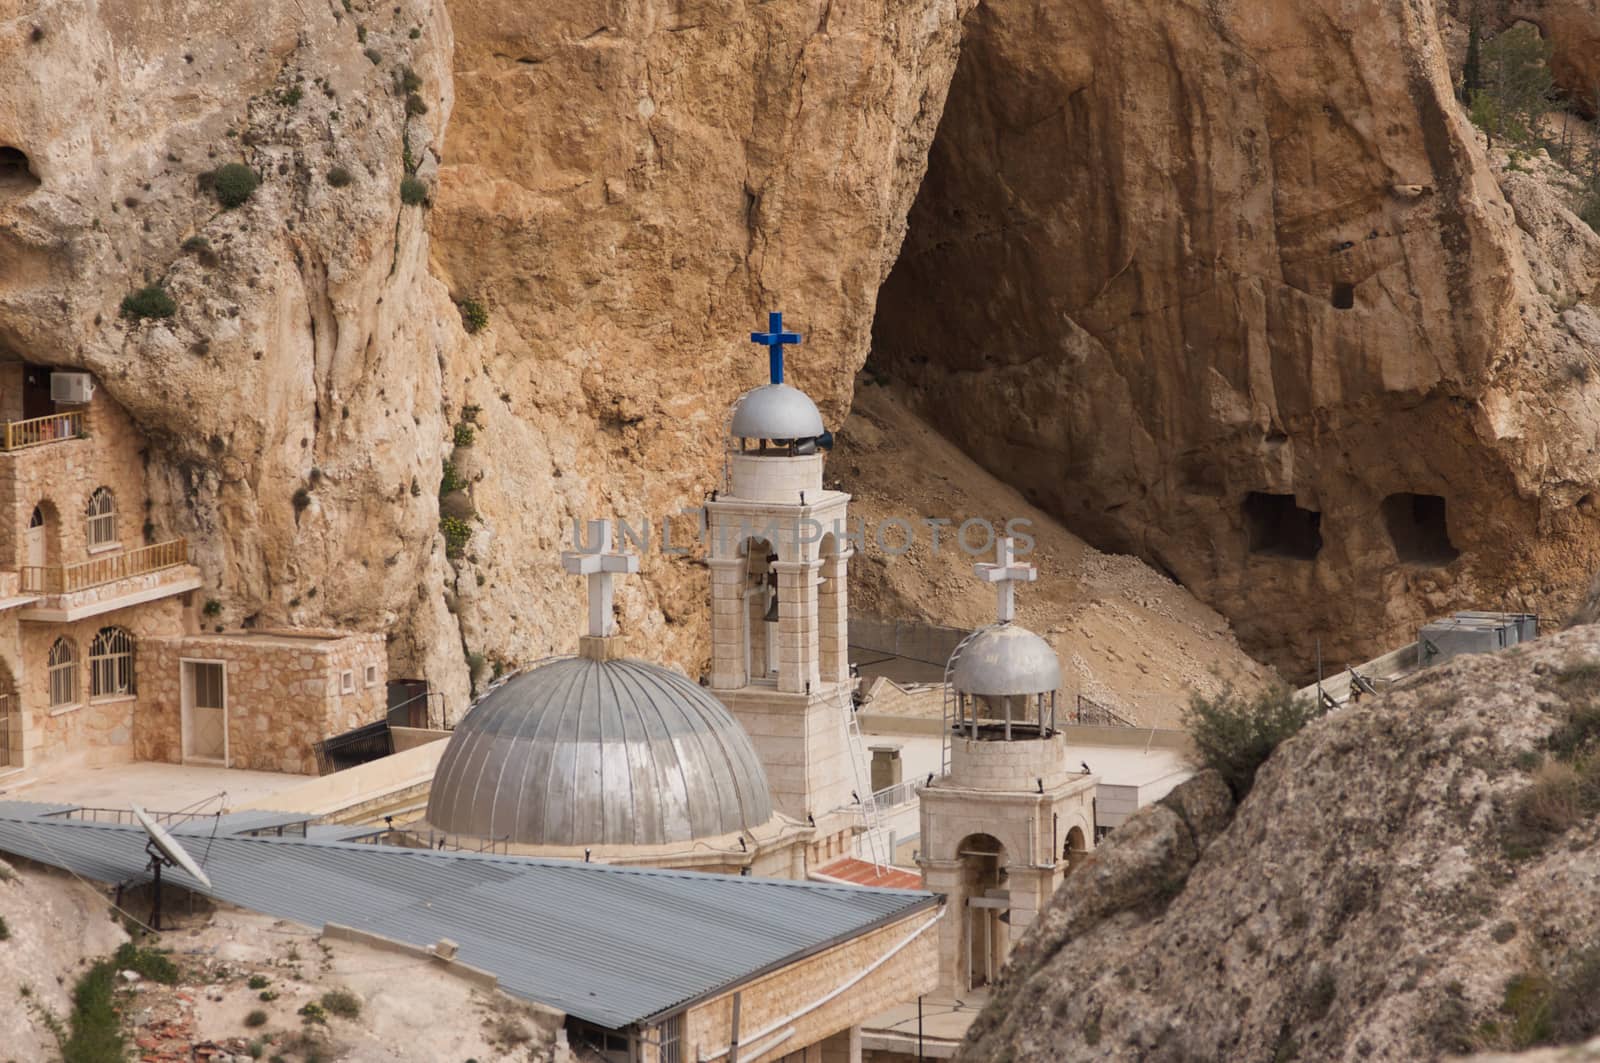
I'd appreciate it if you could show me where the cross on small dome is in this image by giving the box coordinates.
[973,536,1036,624]
[749,311,801,385]
[561,519,640,638]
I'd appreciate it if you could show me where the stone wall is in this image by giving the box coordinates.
[675,905,941,1063]
[0,388,150,569]
[135,629,386,774]
[19,598,185,768]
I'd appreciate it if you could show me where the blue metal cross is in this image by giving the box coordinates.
[750,311,802,385]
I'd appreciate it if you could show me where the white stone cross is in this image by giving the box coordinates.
[973,536,1036,623]
[561,519,639,638]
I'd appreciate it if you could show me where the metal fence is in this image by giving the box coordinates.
[21,538,189,594]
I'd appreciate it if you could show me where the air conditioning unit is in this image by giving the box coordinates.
[49,372,95,405]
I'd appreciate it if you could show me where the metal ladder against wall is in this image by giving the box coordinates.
[941,627,987,776]
[840,683,888,872]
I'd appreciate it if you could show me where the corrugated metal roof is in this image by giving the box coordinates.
[169,810,316,837]
[0,808,934,1029]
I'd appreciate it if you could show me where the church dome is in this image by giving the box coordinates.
[951,624,1062,697]
[427,656,774,847]
[730,384,825,441]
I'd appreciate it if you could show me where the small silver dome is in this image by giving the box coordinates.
[427,657,774,847]
[951,624,1061,696]
[730,384,825,440]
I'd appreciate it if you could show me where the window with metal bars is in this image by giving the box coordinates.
[89,626,134,698]
[86,486,116,548]
[48,637,78,707]
[658,1014,682,1063]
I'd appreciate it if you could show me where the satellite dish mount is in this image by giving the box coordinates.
[132,805,212,931]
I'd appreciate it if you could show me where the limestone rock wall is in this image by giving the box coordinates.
[427,0,974,678]
[869,0,1600,679]
[0,0,471,710]
[962,624,1600,1061]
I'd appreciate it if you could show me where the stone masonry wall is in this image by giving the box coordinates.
[135,630,386,774]
[0,388,151,569]
[675,907,941,1063]
[21,598,185,767]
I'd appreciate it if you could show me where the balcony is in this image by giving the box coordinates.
[19,539,201,622]
[1,411,85,451]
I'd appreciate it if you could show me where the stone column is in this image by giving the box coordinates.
[920,859,966,997]
[707,557,746,689]
[817,547,851,684]
[774,559,820,694]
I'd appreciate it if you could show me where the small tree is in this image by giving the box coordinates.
[1183,684,1325,799]
[399,175,428,206]
[1468,23,1555,150]
[120,285,177,321]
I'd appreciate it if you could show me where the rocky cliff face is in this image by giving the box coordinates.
[0,0,976,708]
[0,0,472,708]
[869,0,1600,680]
[426,0,973,678]
[961,626,1600,1061]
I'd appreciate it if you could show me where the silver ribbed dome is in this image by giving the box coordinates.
[427,656,773,847]
[730,384,825,440]
[951,624,1062,696]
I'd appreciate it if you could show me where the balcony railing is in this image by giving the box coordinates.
[2,411,85,451]
[20,539,189,595]
[0,692,18,769]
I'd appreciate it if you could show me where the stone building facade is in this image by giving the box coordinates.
[0,366,388,781]
[136,630,388,774]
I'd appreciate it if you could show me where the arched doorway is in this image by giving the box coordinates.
[740,537,777,681]
[1064,825,1088,869]
[0,654,17,769]
[957,832,1008,990]
[818,532,847,681]
[25,500,59,569]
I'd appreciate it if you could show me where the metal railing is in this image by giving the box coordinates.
[20,538,188,595]
[1073,694,1139,728]
[871,778,922,811]
[45,805,213,827]
[1,411,85,451]
[364,827,509,854]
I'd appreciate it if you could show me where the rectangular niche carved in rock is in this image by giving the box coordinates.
[1242,492,1323,560]
[1382,492,1459,566]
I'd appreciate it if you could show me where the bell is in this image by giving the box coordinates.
[763,589,780,623]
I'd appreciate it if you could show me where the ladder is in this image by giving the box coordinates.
[841,683,887,872]
[941,627,987,776]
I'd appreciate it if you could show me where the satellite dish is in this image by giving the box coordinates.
[133,805,212,888]
[132,804,212,931]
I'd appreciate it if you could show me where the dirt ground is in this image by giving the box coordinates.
[0,861,558,1062]
[835,384,1271,728]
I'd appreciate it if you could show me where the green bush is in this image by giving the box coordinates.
[1182,684,1324,799]
[456,298,489,334]
[405,92,428,117]
[247,974,270,990]
[182,235,210,253]
[453,422,476,448]
[212,163,260,209]
[399,66,423,93]
[439,461,466,496]
[1465,23,1554,150]
[1580,188,1600,235]
[409,26,421,39]
[258,989,279,1002]
[245,1009,269,1028]
[0,914,8,941]
[399,175,428,206]
[440,515,472,558]
[279,86,303,107]
[1480,947,1600,1049]
[326,166,355,188]
[297,1001,326,1024]
[113,943,178,985]
[363,47,381,65]
[120,285,177,322]
[61,961,124,1063]
[320,989,361,1019]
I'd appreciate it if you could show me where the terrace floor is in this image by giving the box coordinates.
[0,761,302,814]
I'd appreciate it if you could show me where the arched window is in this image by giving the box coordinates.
[48,638,77,707]
[89,627,134,698]
[29,505,42,529]
[86,487,116,548]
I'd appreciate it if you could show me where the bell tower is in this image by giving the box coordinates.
[706,313,859,859]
